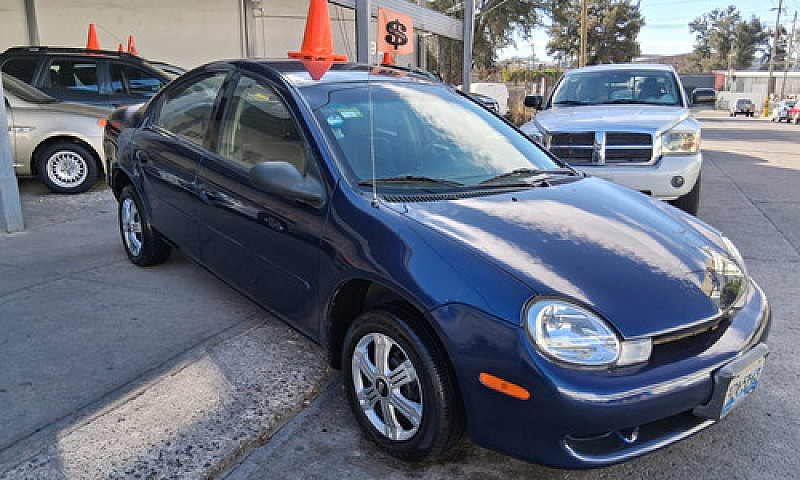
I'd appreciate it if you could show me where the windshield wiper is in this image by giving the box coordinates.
[479,168,575,185]
[358,176,465,187]
[601,99,668,105]
[552,100,589,106]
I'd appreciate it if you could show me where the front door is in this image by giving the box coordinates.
[195,74,328,336]
[136,71,228,257]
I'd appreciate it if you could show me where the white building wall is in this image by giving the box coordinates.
[0,0,34,47]
[0,1,359,70]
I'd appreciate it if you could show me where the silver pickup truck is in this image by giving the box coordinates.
[521,64,702,214]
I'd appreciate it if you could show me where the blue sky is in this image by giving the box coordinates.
[499,1,788,61]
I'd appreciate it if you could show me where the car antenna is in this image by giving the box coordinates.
[368,54,379,208]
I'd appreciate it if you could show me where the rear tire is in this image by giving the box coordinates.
[118,185,171,266]
[37,142,98,193]
[670,173,701,216]
[342,307,465,462]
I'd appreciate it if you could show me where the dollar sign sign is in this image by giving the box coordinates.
[385,19,408,50]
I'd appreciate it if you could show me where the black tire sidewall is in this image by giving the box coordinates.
[118,185,170,266]
[342,308,460,461]
[37,142,98,193]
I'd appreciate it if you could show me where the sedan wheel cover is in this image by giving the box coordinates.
[351,332,423,441]
[46,150,88,188]
[121,197,143,256]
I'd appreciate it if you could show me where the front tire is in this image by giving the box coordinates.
[670,173,701,215]
[342,307,465,462]
[118,185,171,266]
[37,142,98,193]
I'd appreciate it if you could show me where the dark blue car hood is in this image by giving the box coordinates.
[396,177,725,338]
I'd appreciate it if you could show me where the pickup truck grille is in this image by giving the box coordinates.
[548,131,654,165]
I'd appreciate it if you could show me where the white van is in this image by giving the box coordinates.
[460,82,509,116]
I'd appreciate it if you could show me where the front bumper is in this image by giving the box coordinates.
[574,153,702,201]
[431,280,770,468]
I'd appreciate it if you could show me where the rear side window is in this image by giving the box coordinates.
[1,58,39,84]
[45,59,99,92]
[153,73,227,146]
[110,63,165,96]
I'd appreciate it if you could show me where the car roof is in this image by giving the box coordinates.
[566,63,677,75]
[1,46,151,64]
[211,59,442,89]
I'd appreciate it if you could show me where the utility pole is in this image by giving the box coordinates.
[580,0,588,67]
[781,11,797,99]
[766,0,783,116]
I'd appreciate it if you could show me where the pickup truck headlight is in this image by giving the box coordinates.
[661,120,700,155]
[525,299,651,368]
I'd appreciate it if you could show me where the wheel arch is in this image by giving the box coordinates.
[325,278,452,374]
[31,135,104,177]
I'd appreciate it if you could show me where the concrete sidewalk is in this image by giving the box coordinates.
[0,180,330,479]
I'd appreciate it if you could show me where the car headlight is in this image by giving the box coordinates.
[525,299,651,368]
[661,119,700,155]
[701,237,749,311]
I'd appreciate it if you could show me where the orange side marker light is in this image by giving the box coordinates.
[479,373,530,400]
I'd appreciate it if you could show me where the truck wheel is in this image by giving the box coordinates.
[670,174,701,216]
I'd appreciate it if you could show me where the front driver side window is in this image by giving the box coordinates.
[217,76,308,175]
[153,73,226,146]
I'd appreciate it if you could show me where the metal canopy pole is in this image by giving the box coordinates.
[0,77,25,232]
[356,0,371,63]
[462,0,475,92]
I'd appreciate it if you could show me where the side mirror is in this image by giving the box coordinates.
[524,94,543,110]
[249,161,325,207]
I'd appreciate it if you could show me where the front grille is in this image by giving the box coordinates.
[551,132,594,146]
[606,132,651,145]
[548,130,654,165]
[606,148,653,162]
[550,146,593,162]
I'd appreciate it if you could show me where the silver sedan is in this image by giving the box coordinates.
[3,73,109,193]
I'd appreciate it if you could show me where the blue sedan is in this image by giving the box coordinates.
[104,60,770,468]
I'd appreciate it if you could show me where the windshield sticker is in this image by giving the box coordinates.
[333,128,344,140]
[327,114,344,127]
[338,108,364,118]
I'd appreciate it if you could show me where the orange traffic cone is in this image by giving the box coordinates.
[288,0,346,80]
[118,43,124,52]
[127,35,138,56]
[86,24,100,50]
[381,52,394,66]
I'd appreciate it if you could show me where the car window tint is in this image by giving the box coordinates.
[2,58,39,84]
[218,76,308,174]
[45,59,99,92]
[154,73,226,146]
[110,63,165,96]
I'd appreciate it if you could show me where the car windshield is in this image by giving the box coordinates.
[2,73,58,104]
[550,69,682,107]
[305,82,563,191]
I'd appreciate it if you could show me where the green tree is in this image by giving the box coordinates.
[427,0,542,70]
[546,0,644,66]
[686,6,769,72]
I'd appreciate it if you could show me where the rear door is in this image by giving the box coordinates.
[195,73,328,334]
[134,70,229,258]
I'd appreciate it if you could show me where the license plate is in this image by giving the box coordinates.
[720,355,765,418]
[693,343,769,421]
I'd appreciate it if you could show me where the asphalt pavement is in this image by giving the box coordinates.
[1,109,798,479]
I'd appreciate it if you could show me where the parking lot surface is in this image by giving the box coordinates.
[1,109,798,479]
